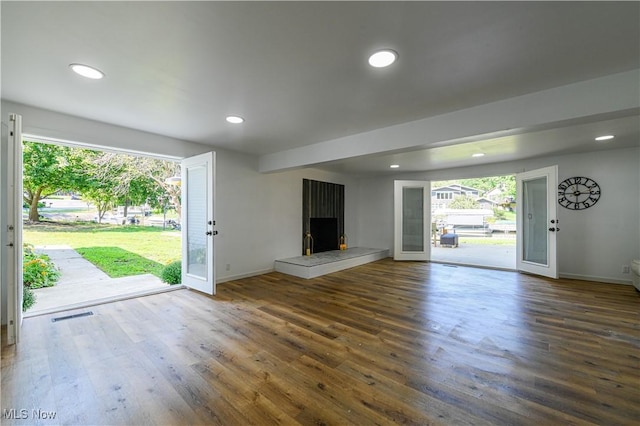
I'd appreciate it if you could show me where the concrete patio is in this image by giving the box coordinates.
[431,241,516,270]
[26,245,174,316]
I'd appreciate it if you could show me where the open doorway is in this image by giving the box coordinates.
[21,138,183,316]
[430,175,516,270]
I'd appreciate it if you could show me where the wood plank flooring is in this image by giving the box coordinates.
[2,259,639,425]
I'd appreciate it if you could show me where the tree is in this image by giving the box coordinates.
[449,195,480,209]
[23,141,181,223]
[433,175,517,199]
[460,176,516,198]
[22,142,84,222]
[90,153,182,219]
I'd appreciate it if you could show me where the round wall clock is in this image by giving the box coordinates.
[558,176,601,210]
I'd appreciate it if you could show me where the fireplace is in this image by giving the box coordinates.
[303,179,344,255]
[310,217,338,253]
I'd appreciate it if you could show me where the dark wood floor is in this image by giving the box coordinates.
[2,259,639,425]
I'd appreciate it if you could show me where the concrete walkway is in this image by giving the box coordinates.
[27,245,171,316]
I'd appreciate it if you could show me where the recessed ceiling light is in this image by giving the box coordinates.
[472,153,485,158]
[226,116,244,124]
[69,63,104,79]
[390,164,400,168]
[368,49,398,68]
[595,135,614,141]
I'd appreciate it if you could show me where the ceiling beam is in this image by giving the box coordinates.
[259,70,640,173]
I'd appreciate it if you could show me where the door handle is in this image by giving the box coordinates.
[206,231,213,236]
[548,227,556,232]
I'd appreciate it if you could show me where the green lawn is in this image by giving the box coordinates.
[23,222,181,278]
[458,236,516,246]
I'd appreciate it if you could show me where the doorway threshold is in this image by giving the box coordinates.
[24,285,185,318]
[430,260,516,272]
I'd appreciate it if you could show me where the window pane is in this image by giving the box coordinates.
[187,166,207,278]
[523,177,547,265]
[402,187,424,252]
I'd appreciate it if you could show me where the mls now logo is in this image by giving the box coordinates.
[3,408,57,420]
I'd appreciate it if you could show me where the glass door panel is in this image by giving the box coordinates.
[394,181,430,261]
[186,165,207,278]
[402,187,425,252]
[522,176,548,265]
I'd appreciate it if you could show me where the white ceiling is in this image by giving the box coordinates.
[2,1,639,175]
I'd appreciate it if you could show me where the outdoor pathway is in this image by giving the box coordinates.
[27,245,171,316]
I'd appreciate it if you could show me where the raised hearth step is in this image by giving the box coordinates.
[275,247,389,279]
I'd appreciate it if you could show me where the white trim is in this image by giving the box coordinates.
[217,268,275,284]
[559,273,633,286]
[23,133,182,162]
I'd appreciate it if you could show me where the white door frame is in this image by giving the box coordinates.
[3,114,24,345]
[181,151,216,295]
[394,180,431,261]
[516,165,558,278]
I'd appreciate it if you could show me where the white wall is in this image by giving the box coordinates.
[215,150,359,282]
[357,147,640,285]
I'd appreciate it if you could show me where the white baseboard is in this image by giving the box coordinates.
[217,268,274,284]
[559,272,632,286]
[216,268,634,286]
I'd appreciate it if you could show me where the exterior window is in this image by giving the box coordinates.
[436,192,453,200]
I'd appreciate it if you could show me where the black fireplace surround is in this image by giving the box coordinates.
[302,179,345,255]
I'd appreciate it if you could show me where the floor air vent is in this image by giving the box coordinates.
[51,311,94,322]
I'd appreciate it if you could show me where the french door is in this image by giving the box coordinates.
[393,180,431,261]
[181,152,216,295]
[516,165,558,278]
[2,114,23,344]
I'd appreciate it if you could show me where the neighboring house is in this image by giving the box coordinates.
[485,186,504,202]
[431,184,482,210]
[475,197,498,210]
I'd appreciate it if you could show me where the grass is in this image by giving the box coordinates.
[75,247,165,278]
[458,236,516,246]
[23,221,181,278]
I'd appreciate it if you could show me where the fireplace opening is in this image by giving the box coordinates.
[309,217,339,254]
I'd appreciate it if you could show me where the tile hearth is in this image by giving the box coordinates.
[275,247,389,279]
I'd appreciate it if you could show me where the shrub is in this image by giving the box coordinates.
[492,207,507,220]
[23,243,61,289]
[161,261,182,285]
[23,287,36,312]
